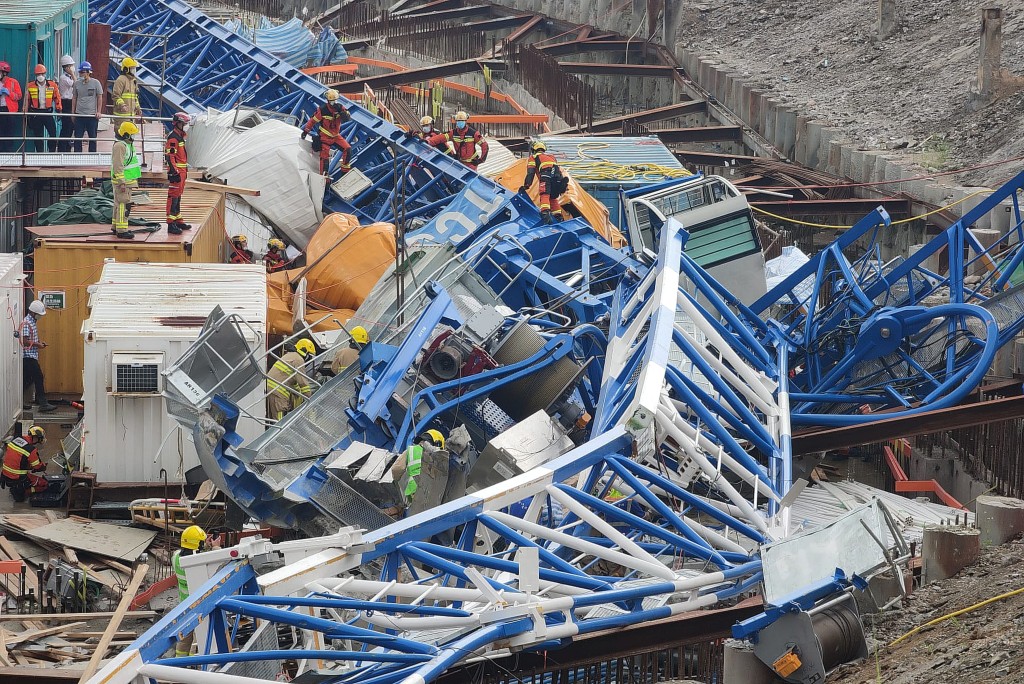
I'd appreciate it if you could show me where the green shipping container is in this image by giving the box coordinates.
[0,0,89,86]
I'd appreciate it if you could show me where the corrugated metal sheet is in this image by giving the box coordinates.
[538,136,685,185]
[0,0,78,25]
[187,109,324,248]
[84,262,267,339]
[82,262,267,483]
[0,253,22,435]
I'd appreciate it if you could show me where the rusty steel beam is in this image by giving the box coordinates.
[559,61,678,77]
[400,4,492,20]
[558,100,708,134]
[793,395,1024,455]
[332,58,506,91]
[751,197,911,216]
[462,13,536,32]
[539,39,648,57]
[394,0,463,15]
[503,14,545,44]
[674,149,765,166]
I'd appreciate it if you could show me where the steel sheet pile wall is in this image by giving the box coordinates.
[0,253,23,436]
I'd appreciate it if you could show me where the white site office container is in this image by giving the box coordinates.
[0,253,23,435]
[81,262,267,483]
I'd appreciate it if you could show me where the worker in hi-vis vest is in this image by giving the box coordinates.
[111,121,142,239]
[172,525,207,657]
[267,339,315,421]
[398,429,445,503]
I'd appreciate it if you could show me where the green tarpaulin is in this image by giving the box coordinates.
[36,183,157,227]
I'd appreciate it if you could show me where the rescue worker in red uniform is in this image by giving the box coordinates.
[426,111,488,170]
[301,88,352,176]
[264,238,287,272]
[24,65,61,153]
[1,426,48,503]
[520,140,563,225]
[165,112,192,235]
[230,234,254,264]
[0,61,23,153]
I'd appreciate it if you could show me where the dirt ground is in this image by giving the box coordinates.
[673,0,1024,188]
[828,537,1024,683]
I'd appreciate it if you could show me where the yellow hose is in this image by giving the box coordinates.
[888,585,1024,646]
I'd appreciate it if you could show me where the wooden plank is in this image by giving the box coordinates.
[44,511,60,524]
[3,611,156,622]
[64,548,79,565]
[0,667,84,680]
[63,632,138,640]
[185,179,261,196]
[0,627,11,667]
[3,623,87,647]
[78,564,148,683]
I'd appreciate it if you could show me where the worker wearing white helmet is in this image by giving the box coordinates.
[56,55,76,151]
[425,110,489,169]
[300,88,352,176]
[21,300,55,412]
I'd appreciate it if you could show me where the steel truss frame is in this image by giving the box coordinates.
[93,217,788,684]
[752,170,1024,425]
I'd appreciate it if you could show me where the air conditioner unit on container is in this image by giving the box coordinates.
[111,352,165,395]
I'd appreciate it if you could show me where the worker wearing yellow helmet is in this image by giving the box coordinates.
[266,338,315,421]
[425,110,488,169]
[520,139,567,225]
[264,237,288,273]
[230,234,254,264]
[331,324,369,375]
[112,56,142,130]
[173,525,207,657]
[110,121,142,239]
[395,428,446,509]
[2,425,48,502]
[301,87,353,176]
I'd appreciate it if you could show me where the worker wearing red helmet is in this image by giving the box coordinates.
[301,88,352,176]
[426,111,488,170]
[0,61,22,153]
[165,112,192,235]
[1,426,48,503]
[24,64,61,152]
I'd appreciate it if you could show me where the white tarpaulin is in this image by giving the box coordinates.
[186,109,324,248]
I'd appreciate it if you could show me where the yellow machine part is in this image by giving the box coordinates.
[266,213,397,334]
[492,158,626,249]
[773,650,802,678]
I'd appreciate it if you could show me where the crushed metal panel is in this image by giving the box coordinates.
[761,500,888,604]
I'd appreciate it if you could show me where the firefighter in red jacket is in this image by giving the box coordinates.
[520,140,563,224]
[1,426,48,503]
[230,234,254,264]
[165,112,192,235]
[301,88,352,176]
[264,238,287,272]
[426,111,488,170]
[25,65,61,153]
[0,61,22,153]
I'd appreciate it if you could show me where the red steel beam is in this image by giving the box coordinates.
[399,4,492,20]
[332,58,506,91]
[557,100,707,134]
[503,14,545,44]
[539,39,648,57]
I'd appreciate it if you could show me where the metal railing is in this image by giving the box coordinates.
[0,111,181,169]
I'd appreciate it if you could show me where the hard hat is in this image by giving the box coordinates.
[60,55,75,67]
[34,64,46,75]
[172,112,191,126]
[121,56,139,69]
[420,429,445,449]
[0,62,9,72]
[350,325,369,345]
[454,111,469,122]
[268,238,285,250]
[531,140,547,152]
[27,426,45,442]
[78,61,93,73]
[118,121,139,137]
[295,338,315,357]
[419,115,433,126]
[180,525,207,551]
[232,234,247,244]
[28,300,46,316]
[324,88,340,102]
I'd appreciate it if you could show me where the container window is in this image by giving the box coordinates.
[72,18,81,59]
[54,33,63,66]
